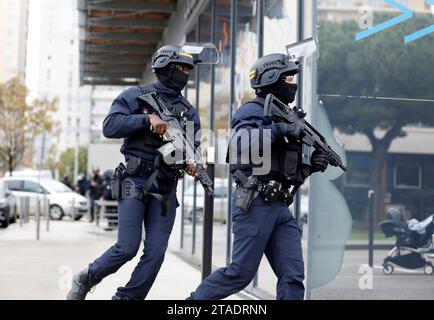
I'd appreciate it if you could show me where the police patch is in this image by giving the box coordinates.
[249,69,256,80]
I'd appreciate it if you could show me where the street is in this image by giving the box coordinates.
[312,250,434,300]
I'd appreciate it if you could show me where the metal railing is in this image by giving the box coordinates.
[16,196,50,240]
[18,197,30,226]
[94,199,118,231]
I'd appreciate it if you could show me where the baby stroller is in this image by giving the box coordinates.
[379,209,434,275]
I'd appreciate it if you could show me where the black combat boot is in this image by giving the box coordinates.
[66,266,101,300]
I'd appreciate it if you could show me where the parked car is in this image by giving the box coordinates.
[0,180,17,228]
[1,177,88,221]
[183,178,234,224]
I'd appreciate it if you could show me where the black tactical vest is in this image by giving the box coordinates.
[230,98,308,187]
[126,84,193,174]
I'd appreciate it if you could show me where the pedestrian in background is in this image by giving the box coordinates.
[76,173,90,196]
[88,169,104,223]
[62,173,73,189]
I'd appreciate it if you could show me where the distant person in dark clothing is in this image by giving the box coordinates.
[62,174,73,189]
[102,170,118,230]
[102,170,115,200]
[89,169,104,223]
[76,173,90,196]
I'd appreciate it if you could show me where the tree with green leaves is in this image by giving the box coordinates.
[318,15,434,220]
[0,77,58,175]
[59,147,88,183]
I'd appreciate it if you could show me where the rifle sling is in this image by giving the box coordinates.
[142,156,172,217]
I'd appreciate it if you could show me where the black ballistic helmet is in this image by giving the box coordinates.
[151,45,195,71]
[250,53,300,89]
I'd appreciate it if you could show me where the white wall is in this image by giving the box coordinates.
[87,143,124,175]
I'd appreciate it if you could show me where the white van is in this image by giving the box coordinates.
[1,177,88,221]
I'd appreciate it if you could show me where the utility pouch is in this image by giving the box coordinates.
[111,163,126,200]
[283,150,299,182]
[126,156,142,175]
[121,178,135,199]
[262,180,283,202]
[262,180,295,206]
[236,176,259,212]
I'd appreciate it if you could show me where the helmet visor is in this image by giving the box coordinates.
[181,42,220,65]
[286,37,318,62]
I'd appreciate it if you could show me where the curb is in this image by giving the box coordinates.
[345,243,395,250]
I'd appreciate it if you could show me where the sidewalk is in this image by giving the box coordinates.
[0,220,243,300]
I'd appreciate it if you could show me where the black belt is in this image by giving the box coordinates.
[125,158,155,177]
[123,156,177,217]
[126,157,183,180]
[234,170,299,205]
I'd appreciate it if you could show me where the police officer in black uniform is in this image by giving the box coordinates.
[67,45,201,300]
[188,53,330,300]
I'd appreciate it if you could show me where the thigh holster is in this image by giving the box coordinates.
[121,178,145,202]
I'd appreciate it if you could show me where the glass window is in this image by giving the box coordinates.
[181,65,196,256]
[211,0,233,269]
[263,0,299,55]
[42,179,72,193]
[181,3,214,263]
[191,5,215,263]
[310,0,434,300]
[234,0,259,108]
[5,180,22,191]
[185,185,204,197]
[394,164,421,189]
[344,153,371,187]
[423,158,434,188]
[22,181,44,193]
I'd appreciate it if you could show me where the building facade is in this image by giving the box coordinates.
[0,0,28,83]
[28,0,91,174]
[89,85,125,144]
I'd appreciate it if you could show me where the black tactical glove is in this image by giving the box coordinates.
[310,149,330,173]
[273,121,303,139]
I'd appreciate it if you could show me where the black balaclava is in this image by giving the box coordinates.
[156,64,189,92]
[257,75,298,105]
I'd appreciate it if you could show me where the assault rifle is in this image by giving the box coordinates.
[264,93,347,172]
[138,92,214,196]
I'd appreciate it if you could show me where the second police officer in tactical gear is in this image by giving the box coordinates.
[188,53,330,300]
[67,45,201,300]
